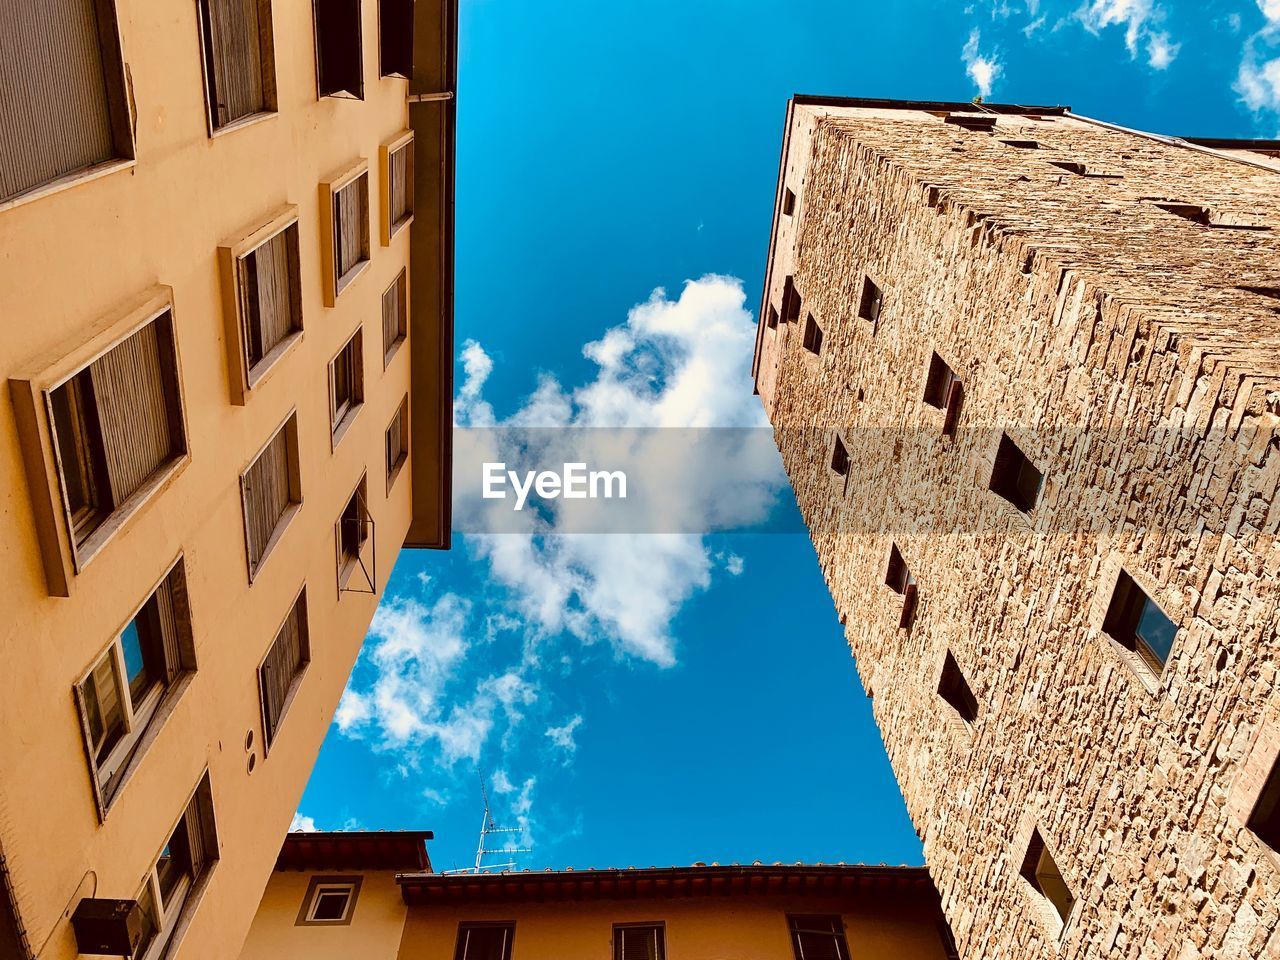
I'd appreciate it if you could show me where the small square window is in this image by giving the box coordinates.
[942,114,996,133]
[196,0,277,131]
[386,395,409,493]
[989,434,1042,513]
[781,276,802,324]
[857,276,883,324]
[1050,160,1121,179]
[337,475,372,592]
[830,436,849,477]
[782,188,796,216]
[329,329,365,446]
[802,315,823,355]
[938,651,978,726]
[1249,754,1280,852]
[296,876,362,926]
[884,545,912,594]
[383,269,409,366]
[922,352,958,409]
[788,916,850,960]
[379,0,413,78]
[1000,139,1039,149]
[455,922,515,960]
[1102,570,1177,676]
[614,923,665,960]
[313,0,363,99]
[766,305,779,329]
[380,131,415,245]
[1020,830,1075,930]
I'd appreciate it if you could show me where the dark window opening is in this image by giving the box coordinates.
[1249,755,1280,852]
[885,545,912,594]
[378,0,413,78]
[1020,830,1075,927]
[1000,139,1039,149]
[830,436,849,477]
[857,276,883,324]
[942,114,996,133]
[455,923,515,960]
[339,481,369,567]
[1238,285,1280,301]
[1102,570,1177,675]
[312,890,350,921]
[781,276,802,324]
[922,353,958,408]
[989,434,1042,513]
[802,315,824,355]
[766,305,779,329]
[313,0,363,98]
[788,915,850,960]
[938,651,978,725]
[782,188,796,216]
[1049,160,1121,179]
[614,924,665,960]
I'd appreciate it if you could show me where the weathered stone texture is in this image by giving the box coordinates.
[756,103,1280,959]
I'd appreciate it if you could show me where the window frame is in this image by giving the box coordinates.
[801,314,823,356]
[193,0,279,137]
[453,922,515,960]
[217,205,304,404]
[1100,568,1178,684]
[328,329,365,449]
[312,0,364,99]
[612,922,666,960]
[383,268,410,367]
[379,130,415,245]
[336,473,372,592]
[258,584,311,753]
[386,395,410,493]
[239,410,303,582]
[787,914,851,960]
[0,0,135,212]
[857,275,883,325]
[10,287,191,596]
[1018,828,1075,937]
[294,875,363,926]
[319,159,372,307]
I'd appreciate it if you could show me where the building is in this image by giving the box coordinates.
[0,0,456,957]
[239,831,959,959]
[753,96,1280,958]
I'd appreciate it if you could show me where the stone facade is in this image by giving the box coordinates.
[754,97,1280,959]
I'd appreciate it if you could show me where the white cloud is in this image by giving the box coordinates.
[724,553,745,576]
[1262,0,1280,26]
[962,29,1003,97]
[1077,0,1178,68]
[491,769,516,794]
[290,813,318,832]
[546,715,583,755]
[1237,51,1280,111]
[1145,30,1180,68]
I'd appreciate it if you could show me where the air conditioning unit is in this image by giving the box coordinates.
[70,898,143,957]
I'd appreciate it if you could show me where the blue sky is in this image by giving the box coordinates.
[294,0,1280,871]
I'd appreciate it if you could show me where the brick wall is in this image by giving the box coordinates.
[756,102,1280,960]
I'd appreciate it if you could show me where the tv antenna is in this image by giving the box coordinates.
[442,777,530,874]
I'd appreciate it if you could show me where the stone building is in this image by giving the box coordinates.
[0,1,455,958]
[239,830,959,959]
[753,96,1280,959]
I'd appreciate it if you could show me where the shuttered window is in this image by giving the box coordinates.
[329,330,364,442]
[236,221,302,380]
[135,774,218,959]
[0,0,132,204]
[378,0,413,77]
[788,916,850,960]
[196,0,276,132]
[313,0,363,99]
[241,414,300,580]
[337,476,370,588]
[454,924,514,960]
[386,395,408,490]
[383,269,407,365]
[259,588,309,749]
[48,309,186,554]
[76,559,195,811]
[335,173,370,296]
[614,924,665,960]
[383,134,414,242]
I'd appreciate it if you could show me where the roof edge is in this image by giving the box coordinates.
[790,94,1069,115]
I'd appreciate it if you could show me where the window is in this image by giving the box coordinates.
[1,0,132,205]
[240,413,301,580]
[766,305,779,329]
[1102,570,1177,676]
[802,315,823,355]
[782,188,796,216]
[1153,201,1269,230]
[788,915,850,960]
[857,276,883,324]
[941,113,996,132]
[386,396,409,492]
[938,651,978,726]
[320,161,371,306]
[1249,754,1280,852]
[1000,139,1039,149]
[259,588,309,750]
[830,435,849,477]
[196,0,277,132]
[1020,830,1075,930]
[379,0,413,77]
[885,545,917,630]
[923,352,963,435]
[48,304,186,558]
[383,269,408,365]
[1048,160,1121,179]
[312,0,363,98]
[135,774,218,960]
[219,207,303,402]
[329,330,365,445]
[781,276,802,324]
[381,131,415,244]
[454,922,515,960]
[614,923,665,960]
[76,560,194,811]
[989,434,1041,513]
[295,876,361,926]
[337,475,371,590]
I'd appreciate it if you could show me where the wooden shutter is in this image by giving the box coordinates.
[0,0,120,201]
[243,426,291,571]
[183,780,216,878]
[245,227,295,363]
[88,315,181,505]
[378,0,413,77]
[201,0,266,128]
[617,927,662,960]
[152,571,183,684]
[382,271,405,360]
[335,176,367,280]
[314,0,363,99]
[261,595,305,744]
[389,139,412,226]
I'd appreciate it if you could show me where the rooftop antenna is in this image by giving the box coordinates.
[442,777,531,875]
